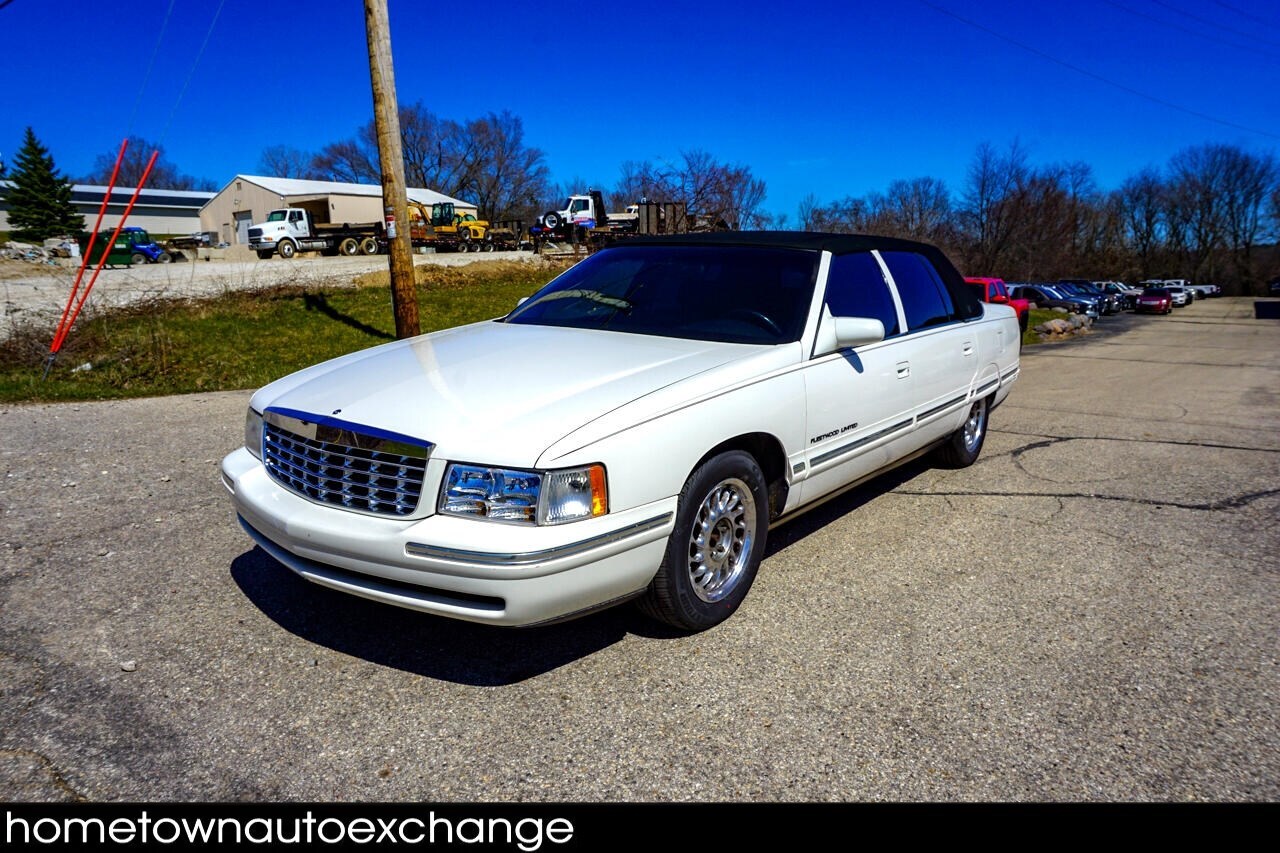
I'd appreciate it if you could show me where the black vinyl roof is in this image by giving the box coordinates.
[622,230,945,256]
[621,231,966,286]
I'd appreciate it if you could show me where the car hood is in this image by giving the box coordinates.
[252,320,776,467]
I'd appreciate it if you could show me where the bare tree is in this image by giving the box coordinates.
[1119,167,1166,279]
[609,150,767,229]
[257,145,317,179]
[82,136,214,190]
[957,140,1029,274]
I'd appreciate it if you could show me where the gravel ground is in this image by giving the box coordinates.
[0,297,1276,803]
[0,248,545,333]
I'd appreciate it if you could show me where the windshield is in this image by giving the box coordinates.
[266,211,287,222]
[505,244,820,345]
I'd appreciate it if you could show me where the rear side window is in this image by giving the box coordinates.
[824,252,900,337]
[880,251,954,331]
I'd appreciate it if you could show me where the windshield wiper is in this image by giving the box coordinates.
[533,289,632,312]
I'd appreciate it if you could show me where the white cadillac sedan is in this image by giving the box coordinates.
[221,232,1020,631]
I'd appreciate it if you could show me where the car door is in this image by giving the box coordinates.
[878,250,981,448]
[799,251,915,504]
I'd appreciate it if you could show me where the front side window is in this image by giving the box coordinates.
[824,252,900,337]
[506,245,819,345]
[880,251,953,331]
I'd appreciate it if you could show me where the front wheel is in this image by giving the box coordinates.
[256,250,274,260]
[277,240,297,259]
[637,450,768,632]
[130,252,146,265]
[934,395,989,468]
[157,252,172,263]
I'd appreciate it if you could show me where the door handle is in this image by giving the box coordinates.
[962,342,974,356]
[896,361,910,378]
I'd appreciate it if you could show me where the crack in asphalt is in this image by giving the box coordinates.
[990,428,1280,455]
[892,486,1280,512]
[0,748,88,801]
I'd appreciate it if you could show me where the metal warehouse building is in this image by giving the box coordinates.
[200,175,477,246]
[0,180,213,236]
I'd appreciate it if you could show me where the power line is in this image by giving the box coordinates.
[1150,0,1280,48]
[1212,0,1280,27]
[158,0,228,147]
[915,0,1280,142]
[1102,0,1276,58]
[127,0,178,137]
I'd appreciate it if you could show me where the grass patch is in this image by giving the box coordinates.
[1022,308,1063,347]
[0,260,568,403]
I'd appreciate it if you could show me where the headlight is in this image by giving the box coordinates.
[440,463,607,525]
[245,408,264,459]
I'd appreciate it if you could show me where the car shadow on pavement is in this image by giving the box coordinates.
[229,549,665,686]
[230,458,934,683]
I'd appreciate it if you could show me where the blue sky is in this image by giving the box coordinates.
[2,0,1277,221]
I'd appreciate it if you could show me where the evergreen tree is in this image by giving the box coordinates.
[6,127,84,242]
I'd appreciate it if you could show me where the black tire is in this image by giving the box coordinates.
[130,252,146,265]
[256,250,274,260]
[339,237,360,256]
[278,240,297,259]
[542,211,561,229]
[157,252,172,264]
[637,450,769,632]
[934,395,989,468]
[482,240,495,252]
[359,237,379,255]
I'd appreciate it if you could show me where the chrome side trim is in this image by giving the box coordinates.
[974,379,999,397]
[405,512,674,567]
[811,418,914,467]
[917,394,968,421]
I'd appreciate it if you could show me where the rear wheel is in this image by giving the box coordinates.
[277,240,297,259]
[934,395,989,468]
[339,237,360,256]
[157,252,172,263]
[130,252,146,265]
[359,237,379,255]
[637,450,768,632]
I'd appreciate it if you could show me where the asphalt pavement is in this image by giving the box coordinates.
[1,297,1276,802]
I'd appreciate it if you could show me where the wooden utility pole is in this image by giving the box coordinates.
[363,0,419,338]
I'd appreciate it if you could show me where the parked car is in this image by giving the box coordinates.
[1057,280,1117,315]
[1163,285,1191,306]
[1134,287,1173,315]
[221,232,1020,631]
[965,276,1029,332]
[1011,283,1100,318]
[1095,281,1142,310]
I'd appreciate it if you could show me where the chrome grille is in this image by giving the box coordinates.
[262,410,431,517]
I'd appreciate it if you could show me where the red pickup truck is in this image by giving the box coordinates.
[965,277,1029,332]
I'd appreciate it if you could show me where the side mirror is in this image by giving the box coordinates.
[990,293,1008,304]
[833,316,885,349]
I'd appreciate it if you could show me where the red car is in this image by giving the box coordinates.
[1134,287,1173,315]
[965,277,1029,331]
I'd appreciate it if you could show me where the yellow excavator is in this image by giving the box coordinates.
[408,201,492,252]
